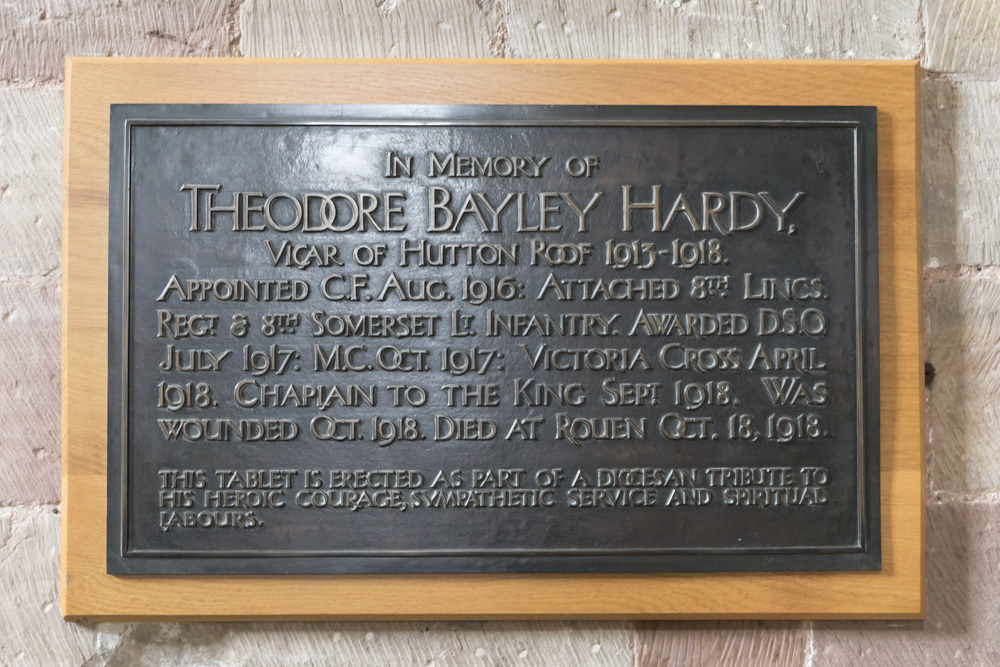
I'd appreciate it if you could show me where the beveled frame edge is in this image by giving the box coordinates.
[62,58,924,621]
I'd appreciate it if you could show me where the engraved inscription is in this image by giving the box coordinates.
[107,105,879,574]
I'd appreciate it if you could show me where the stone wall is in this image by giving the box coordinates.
[0,1,995,664]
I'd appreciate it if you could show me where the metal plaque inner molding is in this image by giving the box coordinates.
[107,104,879,574]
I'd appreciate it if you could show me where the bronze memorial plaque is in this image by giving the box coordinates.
[107,104,878,574]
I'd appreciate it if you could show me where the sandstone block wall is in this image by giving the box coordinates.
[0,1,995,664]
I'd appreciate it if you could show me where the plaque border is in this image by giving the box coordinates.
[63,58,924,620]
[107,105,879,574]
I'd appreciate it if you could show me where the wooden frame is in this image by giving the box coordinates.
[62,58,924,621]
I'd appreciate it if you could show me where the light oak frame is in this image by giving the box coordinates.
[62,59,924,620]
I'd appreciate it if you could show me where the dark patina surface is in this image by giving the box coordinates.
[107,105,879,574]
